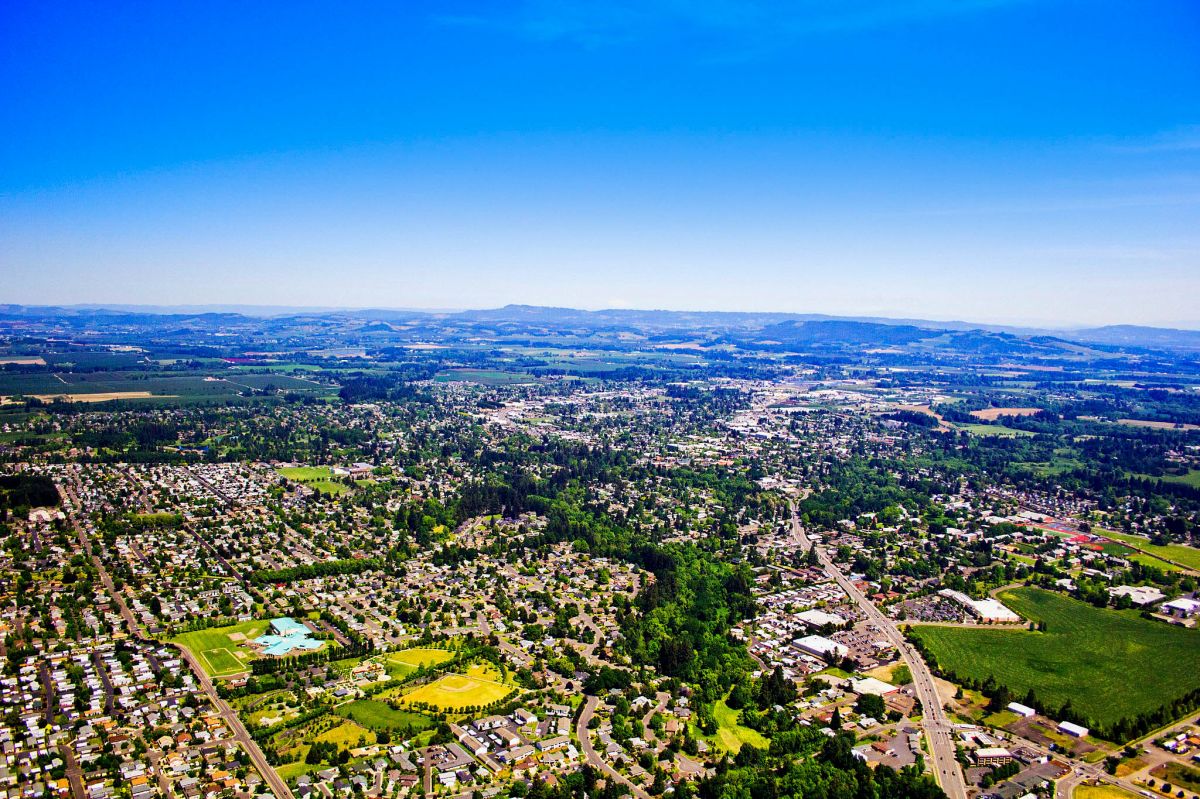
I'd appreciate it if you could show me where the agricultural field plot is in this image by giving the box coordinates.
[334,700,435,735]
[433,368,536,385]
[398,673,513,711]
[909,588,1200,732]
[383,648,455,678]
[171,620,270,677]
[970,407,1042,420]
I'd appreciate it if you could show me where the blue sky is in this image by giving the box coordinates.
[2,0,1198,326]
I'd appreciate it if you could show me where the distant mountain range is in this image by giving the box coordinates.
[3,303,1200,353]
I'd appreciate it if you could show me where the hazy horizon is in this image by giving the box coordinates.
[3,1,1199,327]
[6,299,1200,332]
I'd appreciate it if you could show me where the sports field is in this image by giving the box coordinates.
[909,588,1200,730]
[171,620,269,677]
[399,673,513,710]
[277,466,350,495]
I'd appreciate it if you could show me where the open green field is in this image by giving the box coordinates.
[334,700,435,734]
[171,620,269,677]
[953,423,1035,438]
[910,588,1200,731]
[277,466,351,495]
[1096,529,1200,571]
[399,673,513,710]
[433,369,537,385]
[707,698,769,753]
[384,648,455,678]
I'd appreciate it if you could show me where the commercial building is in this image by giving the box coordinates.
[1059,721,1089,738]
[794,635,848,659]
[975,747,1014,766]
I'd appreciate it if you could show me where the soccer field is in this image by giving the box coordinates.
[171,620,269,677]
[910,587,1200,732]
[399,674,513,710]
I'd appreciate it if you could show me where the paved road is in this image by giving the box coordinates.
[63,476,294,799]
[788,504,968,799]
[577,695,650,799]
[177,646,296,799]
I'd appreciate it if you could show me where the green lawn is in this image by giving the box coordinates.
[171,620,269,677]
[277,466,351,495]
[277,466,334,481]
[910,588,1200,733]
[383,647,455,678]
[334,700,435,735]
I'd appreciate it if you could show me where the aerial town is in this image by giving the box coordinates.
[1,305,1199,799]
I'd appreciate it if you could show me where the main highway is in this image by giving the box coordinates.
[788,503,968,799]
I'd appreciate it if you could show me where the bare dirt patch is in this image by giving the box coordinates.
[30,391,171,403]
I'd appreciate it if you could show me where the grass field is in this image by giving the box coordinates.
[909,588,1200,731]
[171,620,269,677]
[384,648,455,678]
[954,423,1035,438]
[1073,785,1142,799]
[1096,529,1200,571]
[277,466,351,495]
[334,700,435,734]
[399,673,513,710]
[433,369,537,385]
[709,698,769,753]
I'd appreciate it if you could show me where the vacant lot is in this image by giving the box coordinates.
[171,620,269,677]
[1073,785,1142,799]
[710,697,769,753]
[970,407,1041,420]
[399,673,513,711]
[910,588,1200,732]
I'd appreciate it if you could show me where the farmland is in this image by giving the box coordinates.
[170,620,269,677]
[909,588,1200,732]
[970,407,1041,420]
